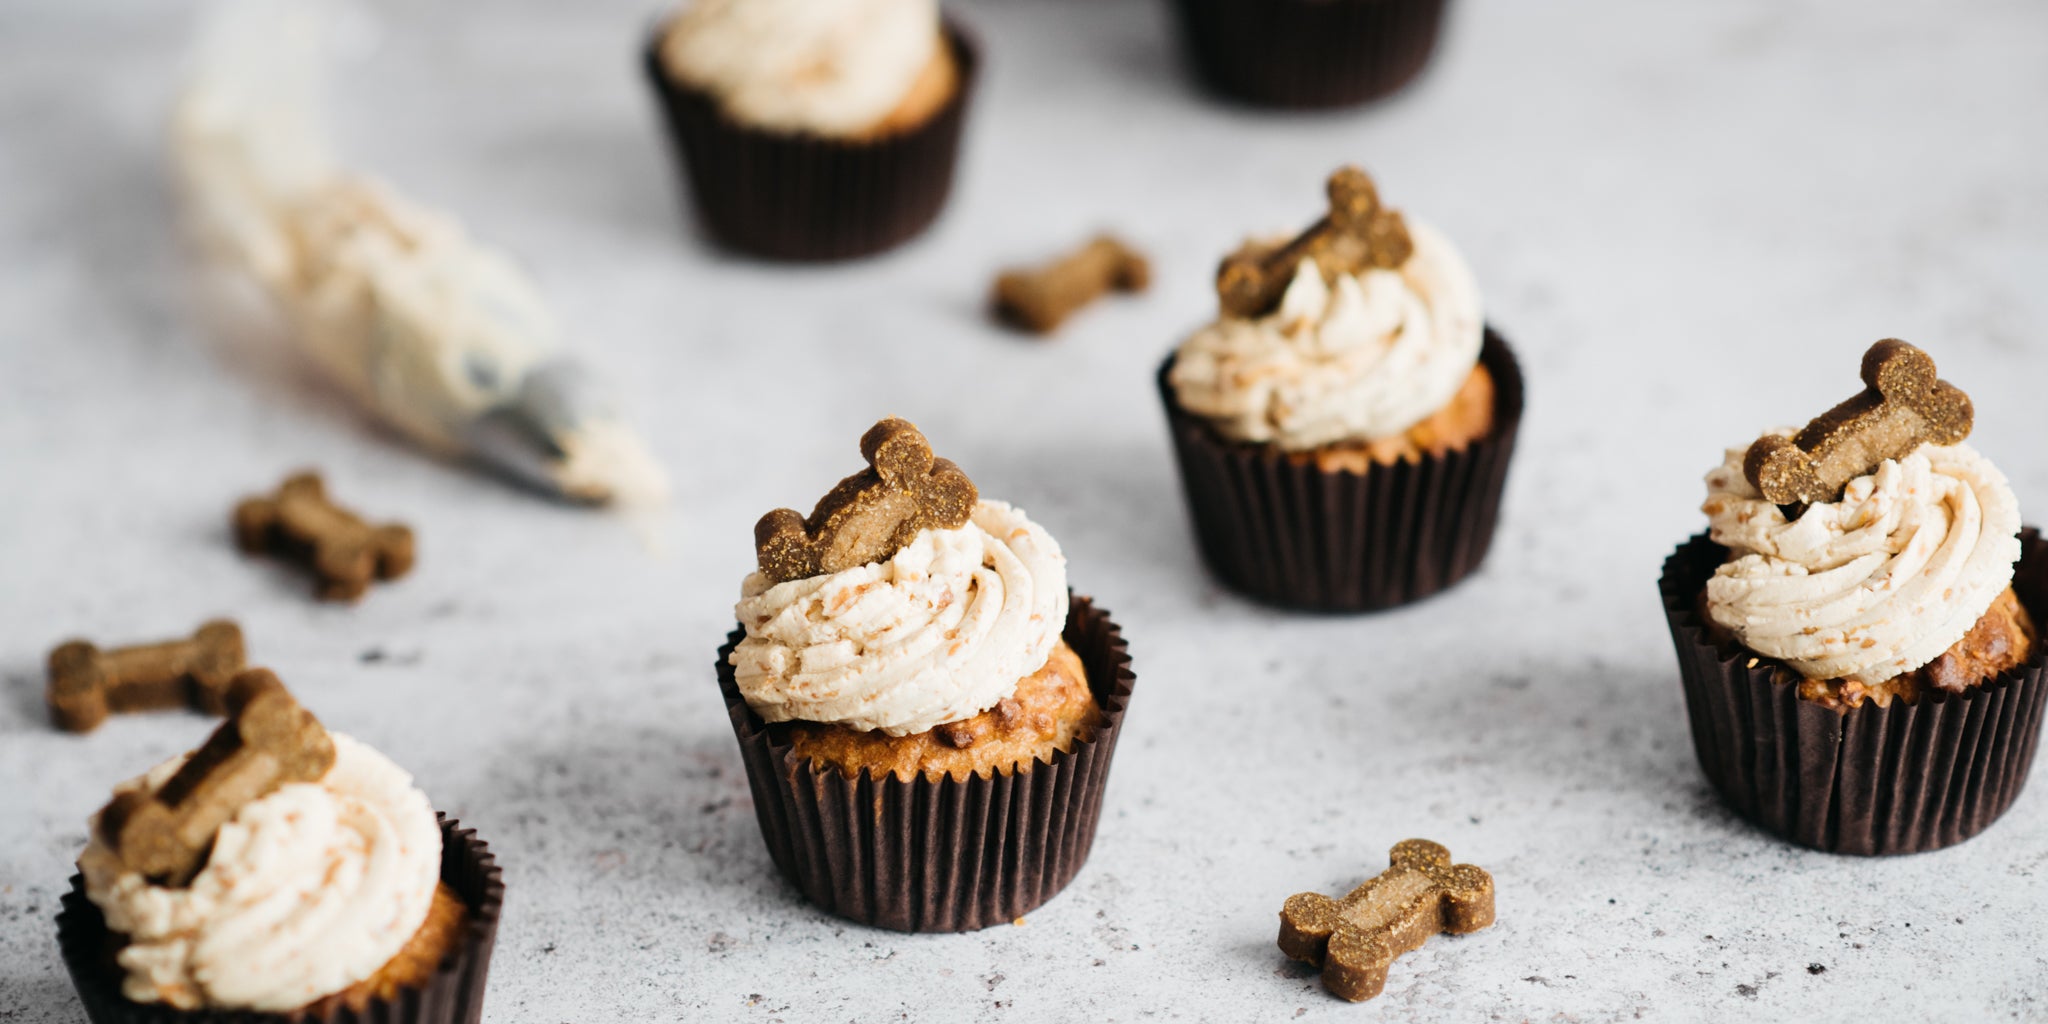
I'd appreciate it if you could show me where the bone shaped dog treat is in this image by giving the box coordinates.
[1744,339,1973,506]
[46,620,247,733]
[96,669,335,886]
[1215,165,1413,319]
[755,418,978,585]
[992,234,1151,334]
[1278,839,1495,1002]
[235,471,415,601]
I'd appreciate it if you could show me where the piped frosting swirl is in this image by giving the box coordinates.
[1702,439,2022,684]
[1168,219,1483,451]
[731,500,1068,736]
[660,0,940,137]
[79,734,441,1012]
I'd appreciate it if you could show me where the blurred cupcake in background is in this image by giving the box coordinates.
[644,0,979,261]
[1159,165,1523,612]
[1167,0,1452,108]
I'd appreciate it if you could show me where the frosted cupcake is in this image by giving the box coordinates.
[1159,165,1523,611]
[56,671,502,1021]
[643,0,978,260]
[716,418,1135,931]
[1168,0,1453,108]
[1660,340,2047,853]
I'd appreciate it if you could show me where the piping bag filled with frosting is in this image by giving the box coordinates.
[173,0,667,508]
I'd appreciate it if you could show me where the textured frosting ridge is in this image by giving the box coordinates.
[731,500,1068,736]
[1168,218,1484,451]
[1702,440,2023,684]
[79,734,442,1012]
[660,0,939,136]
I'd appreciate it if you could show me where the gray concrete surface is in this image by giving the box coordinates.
[3,1,2046,1020]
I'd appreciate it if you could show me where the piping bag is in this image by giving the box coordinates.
[173,1,669,510]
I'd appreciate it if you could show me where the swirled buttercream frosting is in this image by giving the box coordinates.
[79,734,441,1012]
[1701,439,2022,684]
[731,499,1069,736]
[660,0,939,137]
[1168,218,1484,451]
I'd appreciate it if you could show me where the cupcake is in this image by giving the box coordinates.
[643,0,979,261]
[717,417,1135,931]
[1166,0,1451,108]
[1159,165,1523,612]
[56,670,502,1020]
[1660,340,2047,854]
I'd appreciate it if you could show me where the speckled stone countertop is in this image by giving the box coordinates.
[3,1,2046,1021]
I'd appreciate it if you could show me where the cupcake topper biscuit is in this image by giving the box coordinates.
[235,472,415,601]
[1743,339,1973,506]
[96,669,335,886]
[755,418,978,584]
[992,234,1151,335]
[1278,839,1496,1002]
[46,620,246,733]
[1216,165,1413,319]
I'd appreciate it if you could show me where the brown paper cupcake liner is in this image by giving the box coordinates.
[1159,328,1523,612]
[57,815,504,1023]
[717,594,1135,932]
[642,16,979,262]
[1167,0,1450,108]
[1660,529,2048,855]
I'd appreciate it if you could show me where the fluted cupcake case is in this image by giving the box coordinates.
[717,595,1135,932]
[1168,0,1451,108]
[643,16,980,262]
[1160,328,1523,612]
[57,815,504,1023]
[1660,529,2048,855]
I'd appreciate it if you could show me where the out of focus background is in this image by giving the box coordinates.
[3,1,2045,1020]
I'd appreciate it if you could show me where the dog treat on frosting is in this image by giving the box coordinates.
[235,471,415,601]
[756,418,977,584]
[46,620,246,733]
[1279,839,1496,1003]
[95,669,335,886]
[1216,166,1413,319]
[992,234,1150,334]
[1744,339,1974,506]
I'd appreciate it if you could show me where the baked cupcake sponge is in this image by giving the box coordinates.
[785,640,1101,781]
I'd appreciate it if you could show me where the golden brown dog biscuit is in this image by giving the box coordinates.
[1744,339,1973,507]
[1216,165,1412,319]
[992,235,1150,334]
[235,471,415,601]
[46,620,246,733]
[96,669,335,886]
[1279,839,1496,1002]
[755,418,977,584]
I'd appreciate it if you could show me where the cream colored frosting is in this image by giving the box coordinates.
[173,3,670,508]
[1702,440,2023,684]
[661,0,940,137]
[1167,219,1484,451]
[79,734,442,1012]
[731,500,1069,736]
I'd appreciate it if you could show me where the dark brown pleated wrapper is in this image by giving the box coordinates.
[1159,328,1523,612]
[1660,529,2048,855]
[1167,0,1450,108]
[56,815,504,1024]
[717,594,1135,932]
[642,16,979,261]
